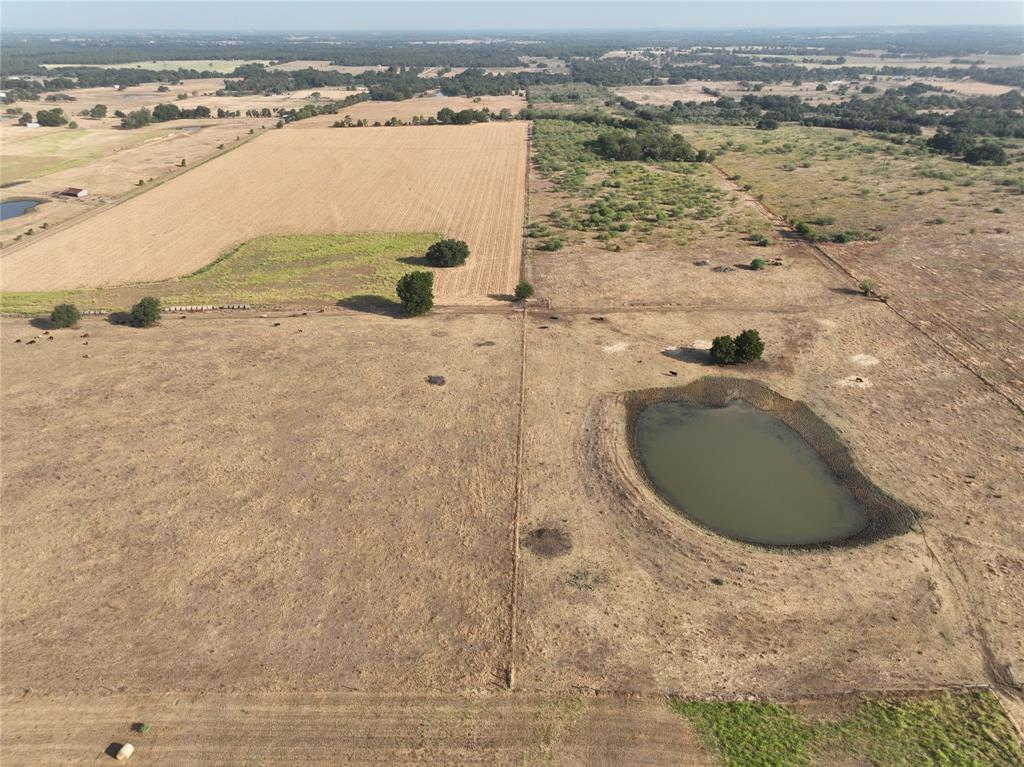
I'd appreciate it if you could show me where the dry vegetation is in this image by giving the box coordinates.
[1,122,528,301]
[2,46,1024,764]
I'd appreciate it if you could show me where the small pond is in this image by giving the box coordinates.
[1,199,41,221]
[633,400,869,546]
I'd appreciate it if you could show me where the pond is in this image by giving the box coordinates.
[633,400,869,546]
[1,199,41,221]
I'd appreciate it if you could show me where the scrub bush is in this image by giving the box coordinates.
[514,281,535,300]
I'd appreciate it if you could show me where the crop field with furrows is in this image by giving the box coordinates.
[0,122,528,301]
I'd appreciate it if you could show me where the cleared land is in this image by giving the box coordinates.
[1,313,521,694]
[40,59,269,72]
[289,93,526,127]
[1,121,528,301]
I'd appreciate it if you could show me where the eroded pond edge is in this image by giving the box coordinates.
[624,376,918,549]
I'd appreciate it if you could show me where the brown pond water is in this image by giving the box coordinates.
[633,400,868,546]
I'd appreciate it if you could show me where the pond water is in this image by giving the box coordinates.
[1,199,41,221]
[633,400,868,546]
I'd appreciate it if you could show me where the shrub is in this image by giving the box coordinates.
[49,303,80,329]
[130,296,161,327]
[538,237,564,252]
[793,221,814,237]
[424,238,469,267]
[396,271,433,315]
[710,335,737,364]
[750,258,767,270]
[734,329,765,362]
[750,233,769,247]
[858,279,876,296]
[514,281,535,300]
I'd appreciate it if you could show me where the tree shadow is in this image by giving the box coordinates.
[336,294,404,316]
[106,312,135,326]
[396,256,430,267]
[487,293,517,302]
[28,317,52,329]
[662,346,716,366]
[830,286,862,296]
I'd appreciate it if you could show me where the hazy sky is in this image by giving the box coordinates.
[2,1,1022,32]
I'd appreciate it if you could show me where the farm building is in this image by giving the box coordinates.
[60,187,88,198]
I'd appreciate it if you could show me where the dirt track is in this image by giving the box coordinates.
[1,692,713,766]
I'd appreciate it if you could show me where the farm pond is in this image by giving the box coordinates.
[633,400,869,546]
[1,199,41,221]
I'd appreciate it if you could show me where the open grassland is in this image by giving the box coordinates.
[687,123,1024,410]
[0,124,178,180]
[0,232,441,313]
[0,122,528,301]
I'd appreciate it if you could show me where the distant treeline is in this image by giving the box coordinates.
[628,89,1024,139]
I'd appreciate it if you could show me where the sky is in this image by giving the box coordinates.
[1,1,1022,32]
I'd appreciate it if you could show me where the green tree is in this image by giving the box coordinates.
[425,238,470,267]
[131,296,161,327]
[514,281,535,300]
[35,108,67,127]
[734,329,765,362]
[49,303,80,329]
[710,335,737,364]
[396,271,433,315]
[89,104,107,118]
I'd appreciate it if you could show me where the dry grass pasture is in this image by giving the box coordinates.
[1,122,528,300]
[687,124,1024,410]
[3,86,1024,763]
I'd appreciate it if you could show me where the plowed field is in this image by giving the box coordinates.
[0,122,528,300]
